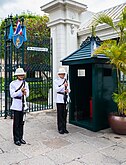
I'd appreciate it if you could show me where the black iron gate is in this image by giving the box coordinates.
[0,30,5,117]
[0,15,53,118]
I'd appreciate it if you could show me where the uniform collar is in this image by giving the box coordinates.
[58,77,65,80]
[16,79,23,82]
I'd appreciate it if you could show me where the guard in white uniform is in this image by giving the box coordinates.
[54,67,70,134]
[9,68,29,146]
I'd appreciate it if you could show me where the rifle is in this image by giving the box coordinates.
[64,74,68,104]
[22,80,25,111]
[22,80,27,122]
[64,74,69,131]
[57,74,68,104]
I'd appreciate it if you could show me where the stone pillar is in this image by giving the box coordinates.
[41,0,87,105]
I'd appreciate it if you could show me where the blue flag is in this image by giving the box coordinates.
[22,26,27,42]
[8,24,14,40]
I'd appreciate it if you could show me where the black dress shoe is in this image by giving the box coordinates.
[59,130,64,134]
[64,130,69,134]
[20,139,26,144]
[14,141,21,146]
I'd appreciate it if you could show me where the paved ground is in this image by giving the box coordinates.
[0,110,126,165]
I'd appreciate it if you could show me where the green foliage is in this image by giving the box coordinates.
[28,81,52,104]
[0,20,5,58]
[93,7,126,116]
[94,13,116,31]
[25,15,50,39]
[16,13,50,39]
[94,40,126,74]
[0,77,4,92]
[113,90,126,116]
[0,13,50,59]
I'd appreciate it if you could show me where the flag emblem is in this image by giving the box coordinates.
[8,19,27,49]
[13,20,23,48]
[13,34,24,49]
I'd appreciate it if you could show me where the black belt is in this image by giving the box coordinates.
[57,92,64,95]
[14,96,22,100]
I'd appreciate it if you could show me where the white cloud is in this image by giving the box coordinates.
[0,0,125,20]
[0,0,17,6]
[0,0,50,19]
[84,0,126,12]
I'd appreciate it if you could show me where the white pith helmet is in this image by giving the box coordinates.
[58,67,66,74]
[14,68,26,76]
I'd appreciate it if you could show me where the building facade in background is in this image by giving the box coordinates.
[41,0,126,104]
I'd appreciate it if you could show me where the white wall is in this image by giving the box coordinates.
[41,0,87,106]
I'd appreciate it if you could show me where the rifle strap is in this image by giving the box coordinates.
[58,79,67,87]
[15,80,25,92]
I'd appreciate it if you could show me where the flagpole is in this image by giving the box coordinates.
[21,17,24,68]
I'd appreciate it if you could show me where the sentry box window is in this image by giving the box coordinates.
[78,69,85,77]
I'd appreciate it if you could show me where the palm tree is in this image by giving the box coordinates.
[93,7,126,116]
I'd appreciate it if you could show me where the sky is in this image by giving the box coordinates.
[0,0,126,21]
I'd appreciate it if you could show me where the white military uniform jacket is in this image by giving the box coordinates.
[10,79,29,111]
[54,77,70,103]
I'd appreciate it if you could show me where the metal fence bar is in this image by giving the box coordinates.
[0,15,53,117]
